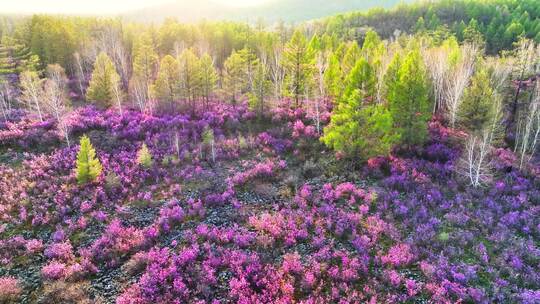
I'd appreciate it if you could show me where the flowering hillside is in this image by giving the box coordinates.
[0,102,538,304]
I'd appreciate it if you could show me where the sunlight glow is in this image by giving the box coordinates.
[2,0,177,15]
[210,0,271,7]
[1,0,272,15]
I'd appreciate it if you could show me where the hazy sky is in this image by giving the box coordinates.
[1,0,270,15]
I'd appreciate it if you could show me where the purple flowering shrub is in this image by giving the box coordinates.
[0,103,538,303]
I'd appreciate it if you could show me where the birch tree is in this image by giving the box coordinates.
[19,71,45,121]
[445,44,478,128]
[44,64,71,147]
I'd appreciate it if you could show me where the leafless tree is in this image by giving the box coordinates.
[508,39,539,132]
[43,65,72,147]
[445,44,478,128]
[19,71,45,121]
[310,50,328,134]
[73,52,86,97]
[458,89,503,188]
[269,43,285,101]
[130,76,152,114]
[424,46,450,114]
[515,81,540,169]
[0,79,13,122]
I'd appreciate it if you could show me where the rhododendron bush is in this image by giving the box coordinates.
[0,103,539,303]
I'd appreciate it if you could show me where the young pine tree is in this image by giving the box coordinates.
[457,67,497,135]
[137,143,153,168]
[76,135,102,184]
[249,62,272,117]
[198,54,218,108]
[153,55,180,110]
[281,29,314,108]
[387,49,432,148]
[86,52,122,107]
[322,59,398,160]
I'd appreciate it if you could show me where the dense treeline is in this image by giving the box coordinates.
[0,0,539,188]
[315,0,540,54]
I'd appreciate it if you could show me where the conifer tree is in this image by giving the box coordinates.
[342,57,377,101]
[153,55,180,110]
[76,135,102,184]
[457,67,497,134]
[342,42,361,76]
[199,54,218,108]
[387,49,432,147]
[223,49,249,103]
[322,59,398,159]
[86,52,122,107]
[178,48,201,110]
[324,53,344,101]
[132,32,158,89]
[137,143,153,168]
[249,62,271,116]
[281,29,314,108]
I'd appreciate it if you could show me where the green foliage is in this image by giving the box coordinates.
[323,53,344,100]
[132,31,159,85]
[24,15,76,69]
[387,49,431,147]
[249,62,271,116]
[322,57,398,160]
[341,42,361,76]
[322,89,398,160]
[86,52,122,106]
[198,53,218,104]
[137,143,153,168]
[342,57,376,100]
[76,135,102,184]
[457,67,497,134]
[282,29,315,107]
[178,48,202,104]
[153,55,180,107]
[223,48,257,103]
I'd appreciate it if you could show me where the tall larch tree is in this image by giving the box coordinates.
[282,29,314,108]
[199,53,218,108]
[153,55,180,111]
[387,49,432,147]
[86,52,122,108]
[322,58,398,160]
[178,48,201,112]
[131,31,159,103]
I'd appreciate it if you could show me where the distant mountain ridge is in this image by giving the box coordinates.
[125,0,407,23]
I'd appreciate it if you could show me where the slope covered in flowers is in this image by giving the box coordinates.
[0,103,539,303]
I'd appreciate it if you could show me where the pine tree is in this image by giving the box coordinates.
[132,32,158,88]
[322,58,398,160]
[223,49,249,103]
[199,54,218,108]
[387,49,432,147]
[86,52,122,107]
[322,90,398,160]
[153,55,180,110]
[342,57,377,101]
[137,143,153,168]
[202,127,216,163]
[342,42,361,76]
[249,62,271,116]
[178,48,201,110]
[324,53,344,101]
[457,67,496,134]
[76,135,102,184]
[281,29,314,108]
